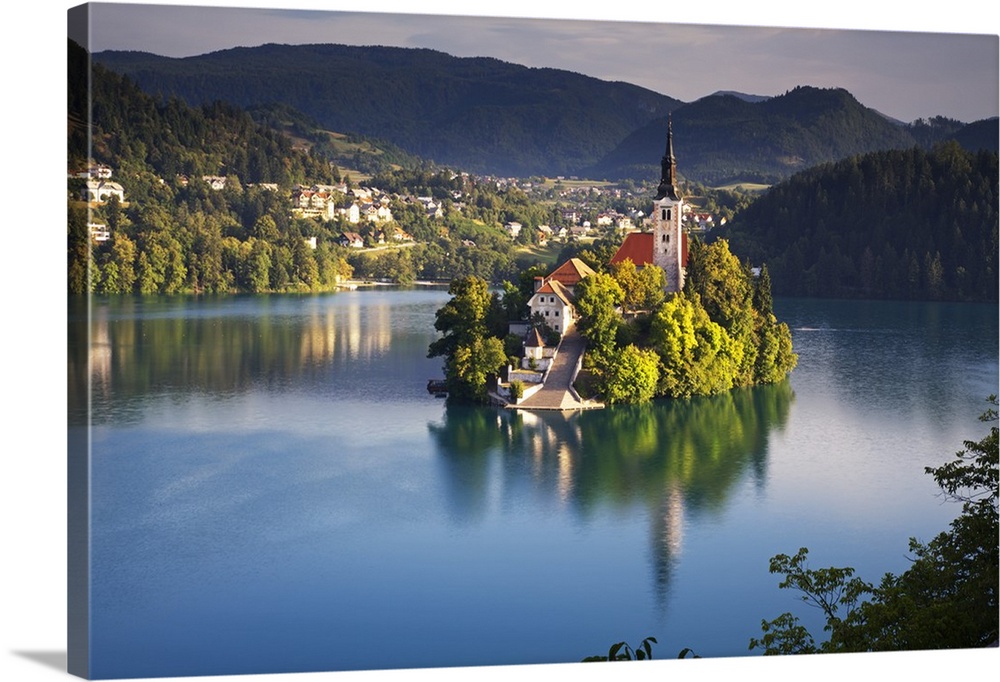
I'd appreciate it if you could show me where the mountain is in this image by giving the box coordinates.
[588,87,927,184]
[93,46,995,185]
[93,43,681,178]
[709,90,771,103]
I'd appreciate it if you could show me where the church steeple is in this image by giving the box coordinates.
[655,115,680,201]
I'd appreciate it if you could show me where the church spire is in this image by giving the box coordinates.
[655,114,680,201]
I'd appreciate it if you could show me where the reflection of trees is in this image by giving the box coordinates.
[429,382,794,603]
[79,294,401,424]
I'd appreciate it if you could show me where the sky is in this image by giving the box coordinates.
[75,0,1000,124]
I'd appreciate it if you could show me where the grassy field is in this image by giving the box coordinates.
[713,181,770,192]
[514,241,565,266]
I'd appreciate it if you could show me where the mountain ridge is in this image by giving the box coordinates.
[94,43,996,184]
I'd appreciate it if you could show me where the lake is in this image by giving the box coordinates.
[68,289,998,678]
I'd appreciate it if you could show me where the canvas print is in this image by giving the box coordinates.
[66,1,998,680]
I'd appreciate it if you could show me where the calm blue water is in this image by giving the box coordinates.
[71,290,998,678]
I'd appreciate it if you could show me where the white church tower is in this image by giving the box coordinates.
[651,116,686,293]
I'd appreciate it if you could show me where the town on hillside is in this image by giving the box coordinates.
[71,150,724,273]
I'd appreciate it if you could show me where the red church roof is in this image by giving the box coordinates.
[610,232,654,267]
[609,232,689,268]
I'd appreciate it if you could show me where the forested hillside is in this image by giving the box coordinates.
[590,87,995,185]
[722,143,998,302]
[93,43,681,178]
[94,45,995,186]
[68,40,563,295]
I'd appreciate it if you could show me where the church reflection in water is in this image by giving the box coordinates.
[429,383,793,604]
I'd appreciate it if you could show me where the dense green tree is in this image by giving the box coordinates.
[574,272,625,362]
[612,259,666,314]
[751,396,998,654]
[649,292,743,398]
[599,344,660,405]
[725,143,998,302]
[428,276,508,403]
[68,206,90,295]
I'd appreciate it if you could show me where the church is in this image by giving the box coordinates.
[609,117,689,293]
[526,118,690,336]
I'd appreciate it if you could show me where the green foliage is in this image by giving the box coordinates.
[598,344,660,405]
[95,43,679,178]
[725,143,999,302]
[508,379,525,402]
[449,336,507,404]
[574,272,624,362]
[612,259,666,313]
[684,238,797,387]
[650,292,743,398]
[751,397,999,654]
[428,276,508,404]
[582,636,658,662]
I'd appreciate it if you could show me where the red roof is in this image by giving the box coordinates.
[532,279,574,306]
[609,231,689,268]
[610,232,654,267]
[546,258,596,287]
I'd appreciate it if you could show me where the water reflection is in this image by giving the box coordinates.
[429,382,794,602]
[69,293,436,425]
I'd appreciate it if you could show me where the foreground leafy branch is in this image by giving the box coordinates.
[751,395,999,654]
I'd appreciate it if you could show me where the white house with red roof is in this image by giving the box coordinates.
[526,257,596,336]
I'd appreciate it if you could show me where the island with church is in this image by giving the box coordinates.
[427,119,798,407]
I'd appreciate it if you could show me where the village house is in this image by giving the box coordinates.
[521,327,556,371]
[337,203,361,224]
[361,202,393,223]
[526,257,596,336]
[338,232,364,248]
[504,221,523,239]
[202,175,227,191]
[71,163,113,179]
[88,222,110,242]
[83,179,125,204]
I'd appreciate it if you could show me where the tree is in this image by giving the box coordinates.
[751,396,999,654]
[650,293,742,399]
[428,276,507,404]
[599,344,660,405]
[612,260,666,314]
[449,336,507,404]
[574,272,624,362]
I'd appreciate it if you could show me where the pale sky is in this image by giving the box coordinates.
[74,0,1000,124]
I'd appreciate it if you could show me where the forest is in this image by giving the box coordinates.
[722,143,999,302]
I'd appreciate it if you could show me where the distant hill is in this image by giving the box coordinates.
[587,86,985,185]
[94,46,995,185]
[720,142,998,302]
[93,43,682,178]
[709,90,771,103]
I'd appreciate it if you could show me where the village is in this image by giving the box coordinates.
[72,159,720,255]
